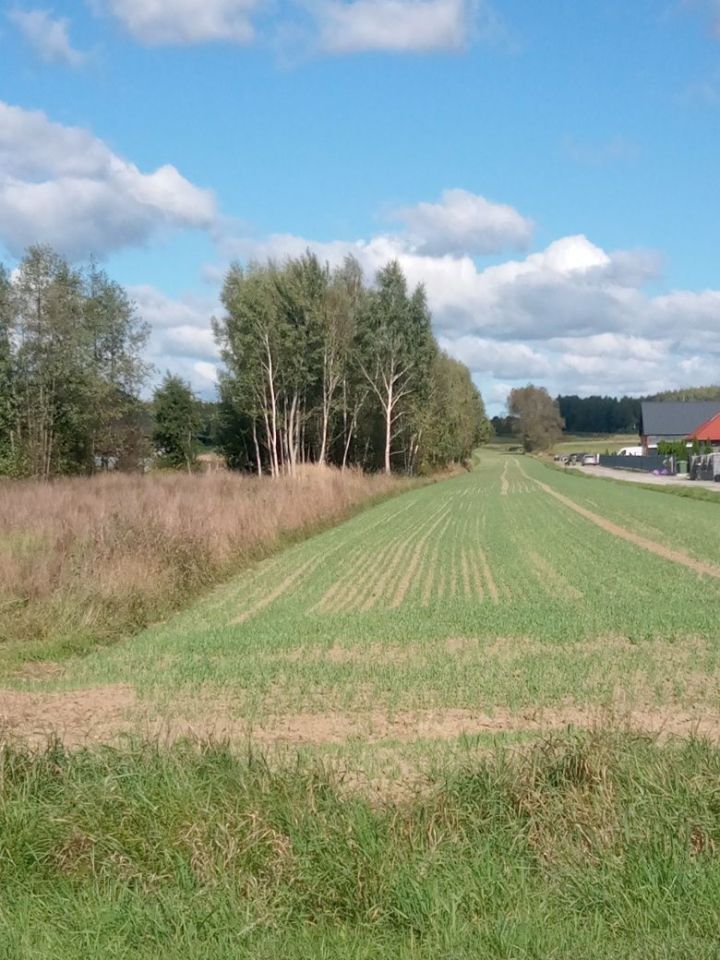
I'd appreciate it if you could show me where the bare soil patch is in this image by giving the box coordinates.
[500,461,510,496]
[251,705,720,745]
[3,685,720,749]
[0,685,137,746]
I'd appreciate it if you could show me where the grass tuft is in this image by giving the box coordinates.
[3,732,720,957]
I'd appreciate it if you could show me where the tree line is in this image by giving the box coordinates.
[553,388,720,436]
[214,253,489,475]
[496,388,720,439]
[0,247,150,479]
[0,246,490,478]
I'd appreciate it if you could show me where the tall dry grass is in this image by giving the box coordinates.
[0,466,412,669]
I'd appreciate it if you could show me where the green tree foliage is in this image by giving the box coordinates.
[652,386,720,402]
[490,415,517,437]
[83,260,152,470]
[153,374,201,472]
[215,254,489,474]
[557,390,720,436]
[0,247,150,478]
[419,352,490,470]
[0,247,490,479]
[657,439,711,459]
[358,262,435,473]
[558,394,641,434]
[0,265,15,473]
[509,385,565,452]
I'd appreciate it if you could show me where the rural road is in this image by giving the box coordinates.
[578,463,720,493]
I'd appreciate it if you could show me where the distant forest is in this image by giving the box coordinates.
[491,386,720,437]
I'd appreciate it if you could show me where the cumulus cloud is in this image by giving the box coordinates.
[391,189,533,255]
[159,325,220,360]
[0,101,216,258]
[8,8,87,66]
[96,0,261,44]
[311,0,481,53]
[95,0,503,53]
[129,285,219,330]
[129,284,221,395]
[216,219,720,410]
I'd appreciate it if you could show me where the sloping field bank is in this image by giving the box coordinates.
[5,453,720,957]
[4,733,720,959]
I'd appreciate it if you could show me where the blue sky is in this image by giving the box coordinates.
[1,0,719,411]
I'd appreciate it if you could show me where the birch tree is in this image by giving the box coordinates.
[358,261,433,474]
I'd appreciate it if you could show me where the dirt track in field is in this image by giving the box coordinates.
[4,684,720,749]
[521,466,720,581]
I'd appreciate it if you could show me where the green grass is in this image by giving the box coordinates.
[25,450,719,736]
[6,453,720,956]
[3,732,720,959]
[552,433,638,454]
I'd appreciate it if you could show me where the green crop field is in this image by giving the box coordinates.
[9,450,720,758]
[5,452,720,958]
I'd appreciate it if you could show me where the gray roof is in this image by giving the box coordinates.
[641,401,720,437]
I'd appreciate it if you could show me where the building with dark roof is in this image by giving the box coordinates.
[640,401,720,451]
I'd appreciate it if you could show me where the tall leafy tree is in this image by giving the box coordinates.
[332,257,368,469]
[153,374,201,472]
[83,261,151,470]
[0,265,16,472]
[214,253,489,475]
[271,253,326,472]
[358,261,434,474]
[509,385,564,451]
[420,352,490,469]
[216,263,282,476]
[0,247,151,478]
[12,246,90,478]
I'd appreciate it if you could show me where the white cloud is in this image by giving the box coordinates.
[0,101,216,258]
[438,336,552,379]
[129,285,218,329]
[548,334,670,364]
[97,0,502,53]
[160,325,220,360]
[193,360,220,384]
[130,284,220,395]
[8,8,87,66]
[96,0,261,44]
[216,217,720,411]
[391,189,533,255]
[311,0,481,53]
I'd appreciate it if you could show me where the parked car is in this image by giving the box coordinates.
[582,454,599,466]
[617,446,643,456]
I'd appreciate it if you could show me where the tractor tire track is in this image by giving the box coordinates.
[522,466,720,581]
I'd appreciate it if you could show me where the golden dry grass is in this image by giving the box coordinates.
[0,465,411,667]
